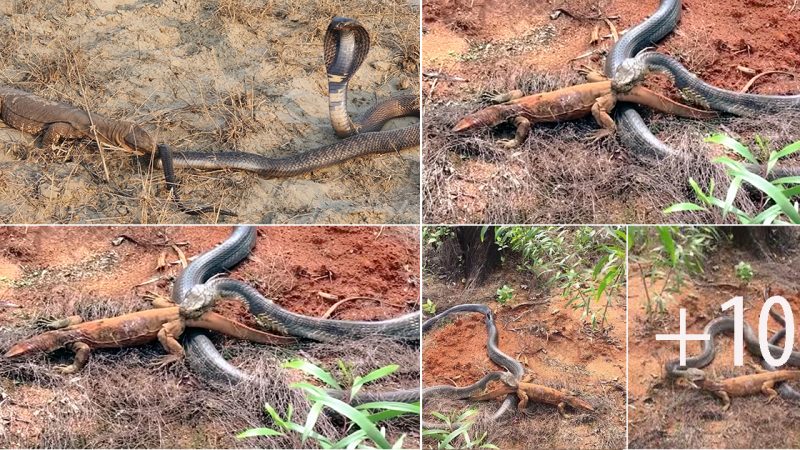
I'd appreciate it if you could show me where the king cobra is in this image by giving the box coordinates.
[172,226,420,405]
[164,17,419,178]
[606,0,800,178]
[664,294,800,401]
[422,304,525,421]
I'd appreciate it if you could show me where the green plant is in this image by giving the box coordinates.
[422,407,498,449]
[423,298,437,315]
[735,261,754,282]
[493,226,626,328]
[495,285,514,304]
[665,135,800,224]
[423,226,453,249]
[630,226,720,320]
[237,360,419,449]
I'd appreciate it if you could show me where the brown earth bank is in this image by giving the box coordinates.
[422,0,800,224]
[0,226,420,448]
[629,236,800,449]
[422,256,626,449]
[0,0,420,224]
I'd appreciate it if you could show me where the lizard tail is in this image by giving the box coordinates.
[567,396,595,412]
[187,312,298,346]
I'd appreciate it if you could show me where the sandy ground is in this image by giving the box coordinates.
[628,235,800,449]
[421,252,626,449]
[422,0,800,224]
[0,226,420,448]
[0,0,420,224]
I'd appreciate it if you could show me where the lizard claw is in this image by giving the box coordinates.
[583,129,613,143]
[55,364,79,374]
[150,354,182,369]
[496,139,521,149]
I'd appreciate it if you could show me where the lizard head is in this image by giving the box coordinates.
[4,331,61,358]
[611,58,648,93]
[122,123,157,155]
[179,284,218,319]
[452,105,508,133]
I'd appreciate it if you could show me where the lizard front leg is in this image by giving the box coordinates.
[154,319,185,367]
[711,388,731,411]
[41,122,84,148]
[56,342,91,374]
[497,116,531,149]
[586,93,617,142]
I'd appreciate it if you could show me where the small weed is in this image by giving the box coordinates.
[423,407,498,449]
[735,262,754,282]
[496,285,514,304]
[665,134,800,224]
[423,299,437,315]
[237,360,418,449]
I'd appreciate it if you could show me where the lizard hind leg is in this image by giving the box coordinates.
[56,341,91,374]
[153,319,186,368]
[761,381,779,403]
[497,116,531,149]
[41,122,82,148]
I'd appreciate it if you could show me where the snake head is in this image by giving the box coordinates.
[676,368,707,389]
[611,58,648,92]
[499,371,520,388]
[122,123,156,155]
[179,284,217,319]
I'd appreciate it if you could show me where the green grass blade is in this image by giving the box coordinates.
[774,140,800,160]
[356,401,420,413]
[706,134,757,163]
[301,401,324,444]
[772,176,800,185]
[663,202,707,214]
[729,167,800,223]
[306,393,392,448]
[283,360,342,390]
[657,227,677,267]
[722,176,742,218]
[351,365,398,400]
[332,430,368,449]
[235,428,284,439]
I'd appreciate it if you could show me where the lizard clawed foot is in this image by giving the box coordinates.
[55,364,80,374]
[36,315,82,330]
[583,129,613,143]
[150,354,182,369]
[496,139,521,149]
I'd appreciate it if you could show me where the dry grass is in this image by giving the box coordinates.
[0,307,419,448]
[423,69,800,224]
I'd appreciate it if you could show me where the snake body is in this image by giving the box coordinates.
[604,0,683,158]
[173,226,419,405]
[619,53,800,117]
[422,304,525,420]
[168,17,419,177]
[664,315,800,377]
[761,309,800,402]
